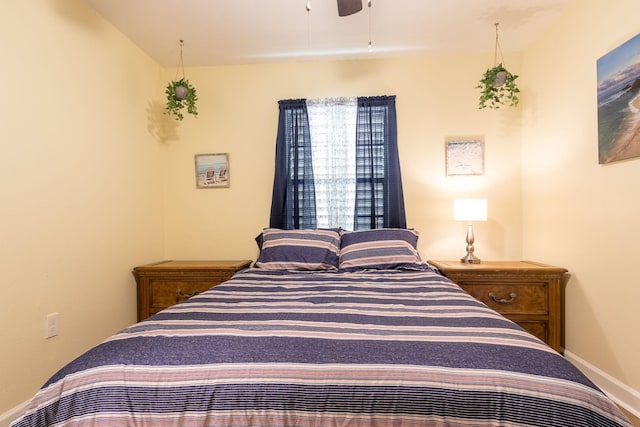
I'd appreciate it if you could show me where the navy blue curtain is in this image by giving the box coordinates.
[269,99,317,229]
[354,95,406,230]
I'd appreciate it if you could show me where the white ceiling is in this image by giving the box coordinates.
[84,0,573,68]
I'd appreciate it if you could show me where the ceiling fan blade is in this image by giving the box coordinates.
[337,0,363,16]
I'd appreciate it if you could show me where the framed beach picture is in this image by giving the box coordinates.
[195,153,229,188]
[445,138,484,176]
[597,32,640,164]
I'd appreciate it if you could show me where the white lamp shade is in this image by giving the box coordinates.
[454,198,487,222]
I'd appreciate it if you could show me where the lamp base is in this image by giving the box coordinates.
[460,222,481,264]
[460,253,481,264]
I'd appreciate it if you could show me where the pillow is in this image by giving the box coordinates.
[254,228,340,270]
[339,228,424,271]
[255,232,264,250]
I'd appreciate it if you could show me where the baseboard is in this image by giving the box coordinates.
[565,350,640,419]
[0,401,29,427]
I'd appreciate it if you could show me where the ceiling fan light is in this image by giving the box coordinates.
[337,0,363,16]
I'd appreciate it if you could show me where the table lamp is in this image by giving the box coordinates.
[454,198,487,264]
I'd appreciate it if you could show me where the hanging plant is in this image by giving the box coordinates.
[164,40,198,121]
[165,78,198,120]
[476,63,519,109]
[476,24,520,109]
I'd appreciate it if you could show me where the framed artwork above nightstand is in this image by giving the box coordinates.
[445,138,484,176]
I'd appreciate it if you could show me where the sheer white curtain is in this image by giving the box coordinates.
[306,97,358,230]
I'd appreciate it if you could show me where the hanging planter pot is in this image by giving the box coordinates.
[174,84,189,101]
[476,63,519,109]
[494,70,507,87]
[476,24,520,109]
[165,78,198,120]
[164,40,199,121]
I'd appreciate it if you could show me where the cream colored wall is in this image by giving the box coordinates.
[0,1,165,414]
[522,0,640,391]
[162,56,524,264]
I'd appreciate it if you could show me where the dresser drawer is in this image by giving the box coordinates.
[134,260,252,321]
[458,282,548,315]
[427,260,567,353]
[517,321,548,343]
[148,279,217,315]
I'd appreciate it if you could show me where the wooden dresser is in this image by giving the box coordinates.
[133,260,252,321]
[428,260,567,353]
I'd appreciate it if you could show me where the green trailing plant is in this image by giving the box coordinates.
[476,23,521,109]
[476,64,520,109]
[165,78,198,121]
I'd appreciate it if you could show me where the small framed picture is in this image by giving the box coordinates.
[195,153,229,188]
[445,138,484,176]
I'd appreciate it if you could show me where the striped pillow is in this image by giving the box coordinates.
[339,228,424,271]
[254,228,340,270]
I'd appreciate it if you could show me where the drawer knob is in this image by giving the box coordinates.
[489,292,517,304]
[176,289,199,299]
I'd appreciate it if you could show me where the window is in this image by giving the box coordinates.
[307,98,358,229]
[269,96,406,231]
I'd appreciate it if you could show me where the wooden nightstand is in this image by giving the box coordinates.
[428,260,567,352]
[133,260,252,321]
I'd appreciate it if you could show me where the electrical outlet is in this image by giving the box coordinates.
[46,313,59,338]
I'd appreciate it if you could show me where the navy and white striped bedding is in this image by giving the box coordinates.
[12,268,631,427]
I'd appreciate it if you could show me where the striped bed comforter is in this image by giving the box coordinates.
[12,268,631,427]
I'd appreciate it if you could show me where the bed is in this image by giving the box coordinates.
[11,229,631,427]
